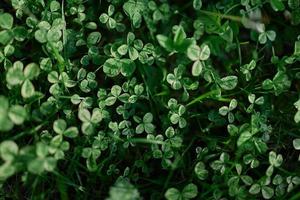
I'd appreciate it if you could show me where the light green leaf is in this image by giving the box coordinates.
[237,131,252,146]
[64,127,79,138]
[87,32,101,45]
[165,188,180,200]
[0,13,14,29]
[0,141,18,162]
[103,58,121,77]
[193,0,202,10]
[182,183,198,199]
[219,76,238,90]
[21,80,35,98]
[8,105,27,125]
[199,44,210,60]
[270,0,285,11]
[293,138,300,150]
[187,44,201,61]
[24,63,40,80]
[120,59,136,77]
[262,186,274,199]
[53,119,67,134]
[174,26,187,46]
[0,30,14,45]
[249,184,260,194]
[194,162,208,180]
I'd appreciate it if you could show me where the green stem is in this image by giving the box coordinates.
[48,42,65,73]
[10,122,46,140]
[186,89,220,107]
[129,138,165,145]
[199,10,243,22]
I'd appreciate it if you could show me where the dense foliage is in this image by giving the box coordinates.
[1,0,300,199]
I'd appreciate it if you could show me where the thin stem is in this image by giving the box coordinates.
[186,89,220,107]
[199,10,243,22]
[129,138,165,145]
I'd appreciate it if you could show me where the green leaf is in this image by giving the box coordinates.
[79,109,91,122]
[261,186,274,199]
[294,41,300,55]
[128,46,139,60]
[191,60,203,76]
[0,30,14,45]
[270,0,285,11]
[103,58,121,77]
[143,113,153,123]
[8,105,27,125]
[194,162,208,180]
[0,98,13,132]
[165,188,180,200]
[99,13,109,23]
[21,80,35,98]
[123,0,146,28]
[35,29,47,43]
[237,131,252,146]
[53,119,67,134]
[28,158,45,174]
[182,183,198,199]
[6,67,24,86]
[0,163,16,180]
[64,127,79,138]
[293,138,300,150]
[156,34,173,52]
[0,141,18,162]
[118,44,128,55]
[0,13,14,29]
[266,31,276,41]
[91,108,103,123]
[193,0,202,10]
[174,26,187,46]
[249,184,260,194]
[219,76,238,90]
[36,142,48,158]
[87,32,102,45]
[259,32,267,44]
[187,44,201,61]
[24,63,40,80]
[47,28,62,42]
[120,59,136,77]
[50,1,60,12]
[199,44,210,60]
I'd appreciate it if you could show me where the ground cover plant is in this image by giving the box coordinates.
[1,0,300,199]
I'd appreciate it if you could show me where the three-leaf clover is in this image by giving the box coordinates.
[247,94,264,113]
[78,108,103,135]
[99,5,117,29]
[262,71,291,95]
[219,99,238,123]
[118,32,143,60]
[194,162,208,180]
[123,0,147,28]
[187,44,210,76]
[240,60,256,81]
[258,30,276,44]
[27,142,57,174]
[168,99,187,128]
[6,61,40,98]
[53,119,79,138]
[165,183,198,200]
[103,58,136,77]
[0,96,27,131]
[134,113,155,134]
[249,177,274,199]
